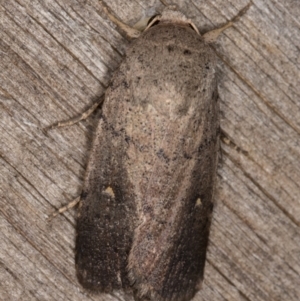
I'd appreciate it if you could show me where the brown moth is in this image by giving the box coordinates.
[74,2,252,301]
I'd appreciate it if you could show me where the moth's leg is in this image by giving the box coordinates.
[203,22,233,44]
[47,196,81,221]
[44,96,104,132]
[220,129,248,156]
[99,1,141,39]
[203,1,252,43]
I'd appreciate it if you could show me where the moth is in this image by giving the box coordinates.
[63,2,252,301]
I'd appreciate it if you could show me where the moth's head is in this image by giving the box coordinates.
[144,4,199,35]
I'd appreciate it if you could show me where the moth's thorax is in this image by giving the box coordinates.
[128,24,216,107]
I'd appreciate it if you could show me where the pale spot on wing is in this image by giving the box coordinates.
[195,198,202,207]
[117,271,122,286]
[104,186,115,198]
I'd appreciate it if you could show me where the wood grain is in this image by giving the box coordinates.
[1,0,299,300]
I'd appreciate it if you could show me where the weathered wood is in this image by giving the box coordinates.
[0,0,299,300]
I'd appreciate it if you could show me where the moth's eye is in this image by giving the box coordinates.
[147,15,160,27]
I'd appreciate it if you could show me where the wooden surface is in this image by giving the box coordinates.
[1,0,299,300]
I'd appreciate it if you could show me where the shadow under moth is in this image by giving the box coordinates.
[66,2,252,301]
